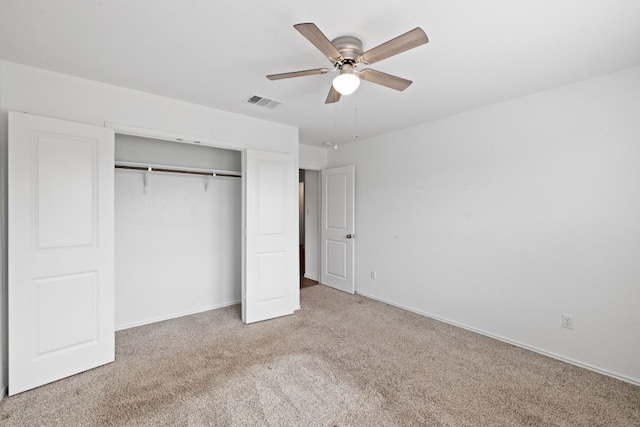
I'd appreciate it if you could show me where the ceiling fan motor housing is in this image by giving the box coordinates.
[331,35,363,65]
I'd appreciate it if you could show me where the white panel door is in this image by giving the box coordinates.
[321,165,355,294]
[8,112,115,395]
[243,149,297,324]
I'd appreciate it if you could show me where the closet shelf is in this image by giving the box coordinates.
[114,161,241,178]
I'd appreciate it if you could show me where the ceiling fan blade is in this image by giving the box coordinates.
[294,23,343,63]
[325,85,342,104]
[358,27,428,65]
[267,68,329,80]
[359,69,413,91]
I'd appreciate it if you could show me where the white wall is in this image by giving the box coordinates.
[328,66,640,384]
[0,63,7,395]
[115,171,241,330]
[0,61,297,152]
[299,143,329,170]
[304,170,320,281]
[0,60,299,394]
[115,133,242,173]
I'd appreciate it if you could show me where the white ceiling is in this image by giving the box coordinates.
[1,1,639,146]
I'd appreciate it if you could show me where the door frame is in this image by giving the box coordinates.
[298,168,321,284]
[299,165,355,294]
[298,165,327,284]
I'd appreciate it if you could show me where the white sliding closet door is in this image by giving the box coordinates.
[243,149,297,324]
[8,112,115,395]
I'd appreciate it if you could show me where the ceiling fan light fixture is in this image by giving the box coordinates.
[332,65,360,95]
[268,23,428,103]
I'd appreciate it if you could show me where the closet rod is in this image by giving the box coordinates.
[114,164,241,178]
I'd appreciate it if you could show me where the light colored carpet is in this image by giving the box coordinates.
[1,285,638,426]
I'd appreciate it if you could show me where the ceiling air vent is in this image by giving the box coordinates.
[246,94,283,109]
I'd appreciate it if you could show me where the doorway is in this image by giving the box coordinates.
[299,169,320,288]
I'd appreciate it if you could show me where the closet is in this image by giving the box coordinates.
[8,112,297,395]
[114,134,242,330]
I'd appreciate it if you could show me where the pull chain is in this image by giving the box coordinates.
[334,103,338,149]
[353,92,359,140]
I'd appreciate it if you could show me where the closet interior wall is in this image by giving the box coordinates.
[114,134,242,330]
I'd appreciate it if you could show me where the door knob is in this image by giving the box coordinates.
[346,234,354,239]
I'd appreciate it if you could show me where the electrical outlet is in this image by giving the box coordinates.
[370,270,377,280]
[562,314,574,329]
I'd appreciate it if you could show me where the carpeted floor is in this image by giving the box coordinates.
[1,285,638,426]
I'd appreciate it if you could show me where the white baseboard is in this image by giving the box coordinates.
[355,290,640,387]
[115,300,241,331]
[303,273,318,281]
[0,385,6,401]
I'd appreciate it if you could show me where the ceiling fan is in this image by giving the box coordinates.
[267,23,429,104]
